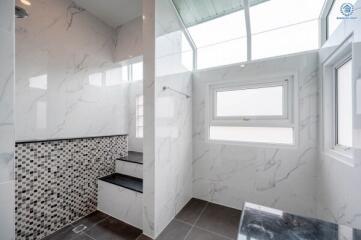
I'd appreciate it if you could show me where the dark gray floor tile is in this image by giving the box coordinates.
[176,198,208,225]
[185,227,230,240]
[86,216,142,240]
[195,203,241,239]
[42,225,83,240]
[72,211,109,229]
[136,234,153,240]
[156,220,191,240]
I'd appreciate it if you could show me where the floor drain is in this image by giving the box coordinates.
[72,224,87,234]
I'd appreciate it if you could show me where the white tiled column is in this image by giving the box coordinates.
[0,0,15,239]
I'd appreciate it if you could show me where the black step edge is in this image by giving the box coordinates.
[99,173,143,193]
[116,151,143,165]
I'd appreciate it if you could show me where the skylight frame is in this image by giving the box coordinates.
[170,0,329,70]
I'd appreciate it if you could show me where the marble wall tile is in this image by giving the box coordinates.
[116,160,143,179]
[154,72,193,235]
[192,52,319,218]
[142,0,156,237]
[0,0,15,239]
[114,17,143,63]
[142,0,193,237]
[15,0,128,141]
[153,0,193,237]
[98,180,143,229]
[317,0,361,229]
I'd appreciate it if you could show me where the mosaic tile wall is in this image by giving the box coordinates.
[15,135,128,240]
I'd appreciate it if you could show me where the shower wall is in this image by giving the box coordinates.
[193,52,319,218]
[15,0,128,141]
[142,0,193,237]
[317,0,361,229]
[0,1,15,240]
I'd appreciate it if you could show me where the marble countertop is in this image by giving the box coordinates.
[238,202,361,240]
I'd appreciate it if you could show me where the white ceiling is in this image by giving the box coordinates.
[73,0,142,28]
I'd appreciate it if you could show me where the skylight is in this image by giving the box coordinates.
[172,0,327,70]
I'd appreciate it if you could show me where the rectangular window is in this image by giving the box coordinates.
[336,58,352,148]
[208,76,295,146]
[136,95,144,138]
[210,126,293,145]
[215,84,286,118]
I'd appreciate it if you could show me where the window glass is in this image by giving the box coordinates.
[336,59,352,147]
[188,10,247,69]
[250,0,324,60]
[210,126,294,145]
[216,85,284,117]
[252,20,319,60]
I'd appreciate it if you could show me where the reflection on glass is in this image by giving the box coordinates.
[89,72,103,87]
[36,101,47,129]
[132,62,143,82]
[105,68,123,86]
[136,95,144,138]
[29,74,47,90]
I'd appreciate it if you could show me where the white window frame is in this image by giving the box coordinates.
[322,35,354,166]
[206,74,298,147]
[334,56,353,152]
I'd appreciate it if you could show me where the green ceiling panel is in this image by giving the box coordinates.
[172,0,269,27]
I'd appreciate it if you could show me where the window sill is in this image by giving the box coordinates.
[324,149,355,167]
[208,138,297,149]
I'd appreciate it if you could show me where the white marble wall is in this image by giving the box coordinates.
[142,0,156,237]
[0,0,15,239]
[15,0,128,141]
[98,180,143,229]
[114,17,143,63]
[154,72,192,235]
[193,52,319,218]
[317,0,361,229]
[142,0,193,237]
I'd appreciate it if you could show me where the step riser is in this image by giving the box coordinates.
[116,161,143,179]
[97,180,143,229]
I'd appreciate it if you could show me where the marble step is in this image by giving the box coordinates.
[99,173,143,193]
[117,151,143,164]
[97,173,143,229]
[116,151,143,179]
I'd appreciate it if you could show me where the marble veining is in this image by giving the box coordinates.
[239,202,361,240]
[0,0,15,239]
[192,52,319,218]
[15,0,129,141]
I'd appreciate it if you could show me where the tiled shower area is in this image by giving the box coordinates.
[15,136,127,239]
[1,0,361,239]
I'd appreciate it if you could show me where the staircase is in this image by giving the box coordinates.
[97,151,143,229]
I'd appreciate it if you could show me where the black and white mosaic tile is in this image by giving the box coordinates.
[15,135,128,240]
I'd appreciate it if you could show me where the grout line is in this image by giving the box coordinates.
[83,232,97,240]
[183,201,209,240]
[192,225,233,240]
